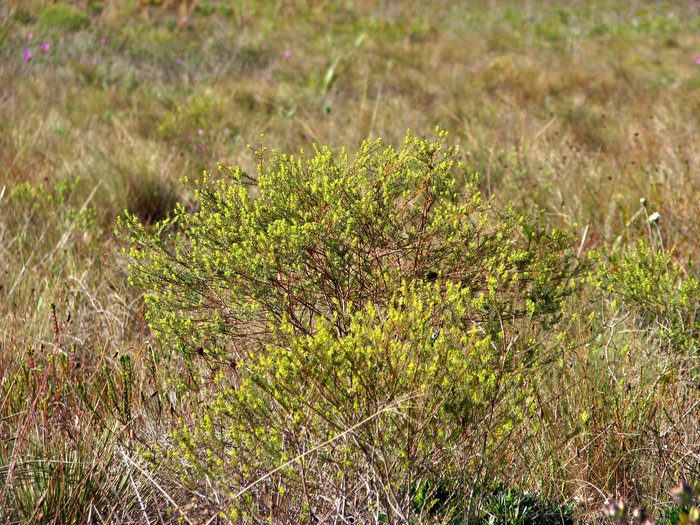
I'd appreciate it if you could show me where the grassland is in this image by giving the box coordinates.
[2,0,700,523]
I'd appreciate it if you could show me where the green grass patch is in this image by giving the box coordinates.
[37,3,89,32]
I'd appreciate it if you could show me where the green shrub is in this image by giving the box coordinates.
[543,240,700,514]
[590,242,700,357]
[37,3,89,32]
[120,129,581,522]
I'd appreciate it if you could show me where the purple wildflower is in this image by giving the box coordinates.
[100,37,106,45]
[282,50,292,58]
[197,129,203,136]
[42,43,50,52]
[693,55,700,64]
[22,50,33,62]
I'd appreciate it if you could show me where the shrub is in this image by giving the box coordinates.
[120,129,581,522]
[590,242,700,357]
[556,242,700,510]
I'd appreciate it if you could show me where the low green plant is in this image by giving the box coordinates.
[532,230,700,519]
[121,129,582,522]
[590,241,700,357]
[37,3,89,32]
[480,486,575,525]
[9,177,97,231]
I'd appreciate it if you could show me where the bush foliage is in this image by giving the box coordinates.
[120,130,582,522]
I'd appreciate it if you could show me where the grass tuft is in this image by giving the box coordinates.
[37,3,89,32]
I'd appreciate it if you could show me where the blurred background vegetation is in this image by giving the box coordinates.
[2,0,700,523]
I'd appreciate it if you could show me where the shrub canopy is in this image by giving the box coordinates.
[121,129,577,358]
[119,129,581,522]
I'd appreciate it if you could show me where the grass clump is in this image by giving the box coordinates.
[125,170,181,226]
[480,487,575,525]
[37,3,89,32]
